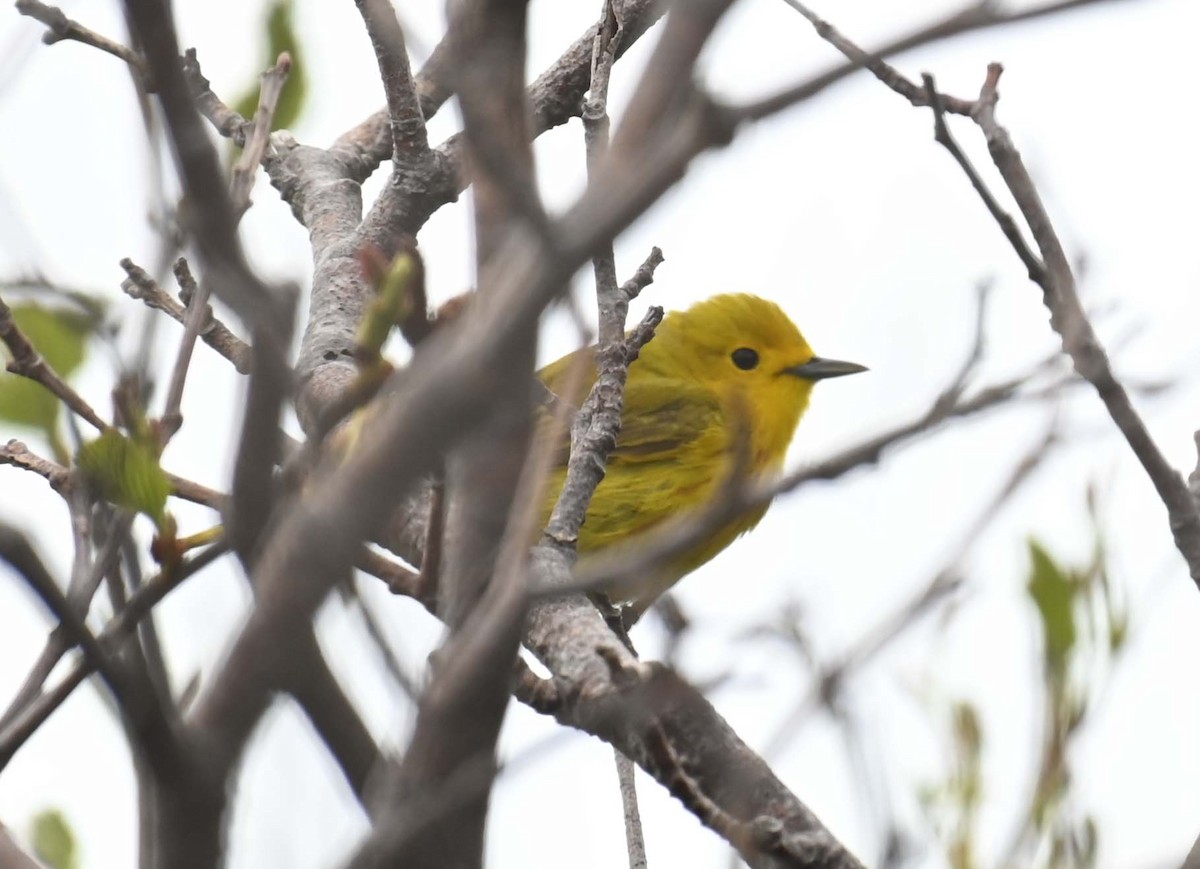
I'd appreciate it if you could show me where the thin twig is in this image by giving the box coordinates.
[0,542,228,769]
[2,435,225,511]
[230,53,292,218]
[0,295,109,432]
[773,8,1200,587]
[0,523,131,717]
[963,65,1200,586]
[159,258,210,440]
[124,0,288,341]
[763,423,1058,757]
[922,74,1044,283]
[741,0,1130,123]
[1,502,131,730]
[120,258,252,374]
[541,78,668,548]
[15,0,152,87]
[0,439,69,489]
[356,546,423,600]
[181,49,254,146]
[775,0,976,115]
[343,576,420,700]
[615,749,648,869]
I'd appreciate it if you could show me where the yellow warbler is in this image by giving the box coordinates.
[538,293,865,620]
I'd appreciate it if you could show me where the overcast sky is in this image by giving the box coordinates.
[2,0,1199,867]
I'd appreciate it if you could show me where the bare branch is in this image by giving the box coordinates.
[922,77,1044,283]
[336,0,668,179]
[742,0,1141,123]
[437,0,542,629]
[961,66,1200,585]
[343,576,420,699]
[523,554,864,868]
[159,258,210,440]
[122,0,288,340]
[15,0,151,87]
[284,632,384,804]
[354,0,432,165]
[230,53,293,217]
[0,294,109,432]
[615,749,648,869]
[0,522,127,712]
[0,542,228,770]
[543,0,665,559]
[0,822,44,869]
[119,258,253,375]
[181,49,254,147]
[0,439,69,490]
[764,423,1058,757]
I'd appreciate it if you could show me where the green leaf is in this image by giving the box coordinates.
[0,369,57,433]
[77,429,171,525]
[0,303,91,435]
[231,0,308,133]
[30,809,78,869]
[1027,539,1078,677]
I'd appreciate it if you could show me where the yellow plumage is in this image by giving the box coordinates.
[538,293,864,620]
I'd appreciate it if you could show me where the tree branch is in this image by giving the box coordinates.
[15,0,151,87]
[0,294,109,432]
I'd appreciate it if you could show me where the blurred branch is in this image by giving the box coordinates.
[0,519,197,846]
[343,576,420,700]
[0,521,129,710]
[763,422,1058,757]
[0,822,43,869]
[435,0,542,627]
[347,4,541,866]
[0,542,228,770]
[122,0,289,340]
[284,631,384,804]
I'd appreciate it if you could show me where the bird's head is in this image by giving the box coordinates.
[638,293,866,463]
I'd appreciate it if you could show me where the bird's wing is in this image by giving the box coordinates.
[536,350,723,467]
[606,376,723,464]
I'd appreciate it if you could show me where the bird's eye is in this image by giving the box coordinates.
[731,347,759,370]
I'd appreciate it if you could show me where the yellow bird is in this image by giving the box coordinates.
[538,293,865,621]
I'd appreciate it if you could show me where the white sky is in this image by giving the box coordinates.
[1,0,1199,867]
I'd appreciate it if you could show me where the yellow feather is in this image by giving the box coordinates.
[538,293,864,620]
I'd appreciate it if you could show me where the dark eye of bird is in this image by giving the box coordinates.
[731,347,759,370]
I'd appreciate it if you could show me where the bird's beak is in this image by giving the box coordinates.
[785,356,868,381]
